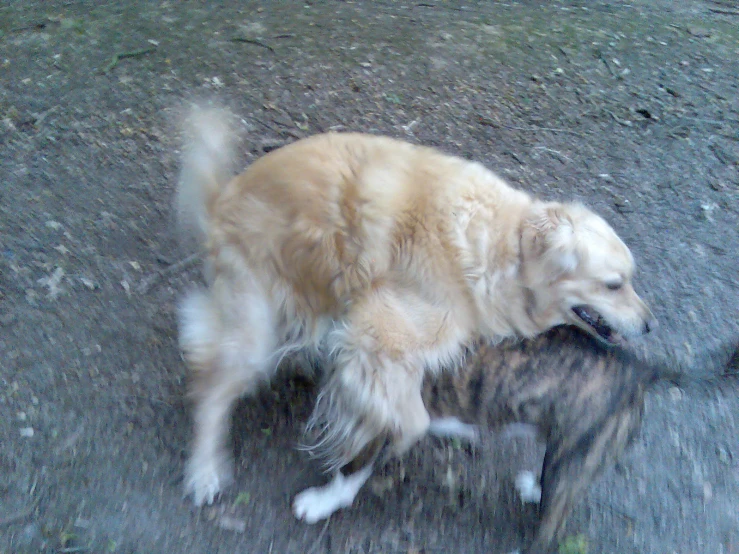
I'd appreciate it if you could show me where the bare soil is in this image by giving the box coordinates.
[1,1,738,553]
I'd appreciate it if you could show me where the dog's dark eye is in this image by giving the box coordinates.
[606,281,623,291]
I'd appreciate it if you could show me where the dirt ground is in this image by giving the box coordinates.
[1,1,738,553]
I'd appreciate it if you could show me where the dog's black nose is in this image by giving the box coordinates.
[644,318,657,334]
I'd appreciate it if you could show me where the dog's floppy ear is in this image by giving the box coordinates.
[521,202,579,277]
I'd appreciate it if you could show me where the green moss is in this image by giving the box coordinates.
[559,534,588,554]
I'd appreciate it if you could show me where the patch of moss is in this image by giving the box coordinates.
[559,534,588,554]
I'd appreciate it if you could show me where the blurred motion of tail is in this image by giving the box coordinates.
[176,105,237,244]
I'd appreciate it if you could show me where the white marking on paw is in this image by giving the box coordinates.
[428,417,479,442]
[515,470,542,504]
[184,457,233,507]
[293,466,373,524]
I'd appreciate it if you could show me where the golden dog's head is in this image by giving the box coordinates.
[520,202,656,345]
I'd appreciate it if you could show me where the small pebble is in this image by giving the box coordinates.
[20,427,34,437]
[613,195,633,213]
[687,27,711,38]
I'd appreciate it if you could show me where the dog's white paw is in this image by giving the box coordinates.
[293,467,373,524]
[293,485,344,524]
[184,456,233,506]
[514,470,542,504]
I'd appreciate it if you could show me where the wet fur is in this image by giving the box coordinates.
[176,106,655,504]
[303,327,737,553]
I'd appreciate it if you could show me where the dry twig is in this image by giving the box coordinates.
[230,37,275,52]
[478,116,585,137]
[102,47,156,74]
[137,253,200,294]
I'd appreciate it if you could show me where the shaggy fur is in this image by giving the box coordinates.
[293,326,738,554]
[176,106,655,506]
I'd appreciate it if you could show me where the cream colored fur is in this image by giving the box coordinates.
[176,106,654,505]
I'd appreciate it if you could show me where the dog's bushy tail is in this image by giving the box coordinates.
[176,105,238,244]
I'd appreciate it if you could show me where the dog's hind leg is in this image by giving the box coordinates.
[179,283,278,506]
[294,433,390,523]
[530,405,643,553]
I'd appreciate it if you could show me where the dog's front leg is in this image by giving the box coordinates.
[324,290,446,465]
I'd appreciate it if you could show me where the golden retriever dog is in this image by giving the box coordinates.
[176,106,655,506]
